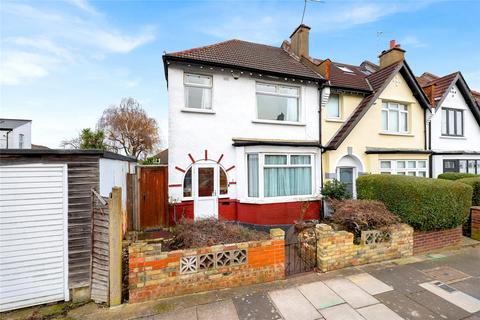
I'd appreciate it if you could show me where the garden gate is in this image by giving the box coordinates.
[284,226,318,276]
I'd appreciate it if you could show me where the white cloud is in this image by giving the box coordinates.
[399,36,428,48]
[0,2,156,85]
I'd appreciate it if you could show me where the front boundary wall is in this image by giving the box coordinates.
[302,224,413,272]
[128,229,285,303]
[413,227,462,254]
[471,207,480,241]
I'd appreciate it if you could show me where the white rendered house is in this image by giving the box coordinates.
[0,118,32,149]
[419,72,480,177]
[163,27,325,225]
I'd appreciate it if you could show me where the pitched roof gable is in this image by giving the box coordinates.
[163,39,322,81]
[325,61,431,150]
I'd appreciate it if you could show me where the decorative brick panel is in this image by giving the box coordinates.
[413,227,462,254]
[472,207,480,241]
[300,224,413,272]
[128,229,285,304]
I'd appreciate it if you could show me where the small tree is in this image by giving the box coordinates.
[321,179,351,200]
[98,98,160,159]
[61,128,107,150]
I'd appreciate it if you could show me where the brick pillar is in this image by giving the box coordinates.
[269,228,285,280]
[472,207,480,241]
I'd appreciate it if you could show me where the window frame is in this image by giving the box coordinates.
[326,93,341,120]
[18,133,24,149]
[184,73,213,110]
[379,159,428,177]
[381,101,409,134]
[246,152,315,200]
[441,107,464,137]
[255,81,301,123]
[443,159,480,174]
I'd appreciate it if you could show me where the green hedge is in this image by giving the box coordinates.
[437,172,477,180]
[457,177,480,206]
[357,175,472,231]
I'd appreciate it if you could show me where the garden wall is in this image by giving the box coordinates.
[472,207,480,241]
[413,227,462,254]
[128,229,285,303]
[304,224,413,272]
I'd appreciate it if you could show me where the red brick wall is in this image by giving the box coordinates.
[128,229,285,303]
[471,207,480,241]
[413,227,462,254]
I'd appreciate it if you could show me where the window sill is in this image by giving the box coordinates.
[252,119,305,126]
[379,131,414,137]
[181,108,215,114]
[440,135,466,140]
[239,195,321,204]
[325,118,344,123]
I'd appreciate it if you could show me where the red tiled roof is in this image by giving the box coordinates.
[328,61,372,91]
[416,72,439,87]
[326,62,403,149]
[421,72,459,107]
[164,39,322,81]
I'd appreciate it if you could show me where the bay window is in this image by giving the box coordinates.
[381,102,408,133]
[380,160,427,177]
[441,108,463,136]
[247,153,314,198]
[256,82,300,122]
[184,73,212,109]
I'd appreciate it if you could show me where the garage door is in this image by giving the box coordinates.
[0,164,69,312]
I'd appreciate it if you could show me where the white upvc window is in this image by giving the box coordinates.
[19,134,24,149]
[247,153,314,199]
[256,82,300,122]
[184,73,212,109]
[380,160,428,177]
[326,94,340,119]
[381,102,408,133]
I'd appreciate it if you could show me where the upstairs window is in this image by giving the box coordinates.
[381,102,408,133]
[441,108,463,136]
[256,83,299,122]
[19,134,24,149]
[184,73,212,109]
[326,94,340,119]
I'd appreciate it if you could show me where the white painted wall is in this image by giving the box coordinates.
[430,84,480,152]
[0,122,32,149]
[167,65,321,203]
[99,158,135,207]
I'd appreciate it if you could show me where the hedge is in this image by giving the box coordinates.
[456,177,480,206]
[437,172,477,180]
[357,175,472,231]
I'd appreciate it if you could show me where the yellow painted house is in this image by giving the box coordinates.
[318,45,431,196]
[285,26,431,196]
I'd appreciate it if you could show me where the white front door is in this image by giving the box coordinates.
[193,163,218,219]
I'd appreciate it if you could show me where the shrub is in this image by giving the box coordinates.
[357,175,472,231]
[171,218,269,249]
[321,179,352,200]
[437,172,477,180]
[457,177,480,206]
[330,199,399,237]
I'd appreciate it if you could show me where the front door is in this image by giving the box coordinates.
[338,167,355,198]
[194,164,218,219]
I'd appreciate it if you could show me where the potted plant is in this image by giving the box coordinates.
[321,179,351,217]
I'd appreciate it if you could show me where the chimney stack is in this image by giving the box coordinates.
[289,24,311,58]
[379,40,405,69]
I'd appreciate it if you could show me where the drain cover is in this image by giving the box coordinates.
[422,266,470,283]
[433,281,457,293]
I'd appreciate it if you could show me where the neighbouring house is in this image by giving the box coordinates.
[417,72,480,177]
[286,31,431,197]
[0,149,136,311]
[0,118,32,149]
[163,28,325,226]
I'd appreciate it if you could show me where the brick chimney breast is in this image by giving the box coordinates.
[379,40,406,69]
[289,24,311,59]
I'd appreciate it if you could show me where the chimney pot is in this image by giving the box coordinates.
[390,40,396,49]
[379,40,405,69]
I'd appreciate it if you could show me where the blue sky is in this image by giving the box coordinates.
[1,0,479,148]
